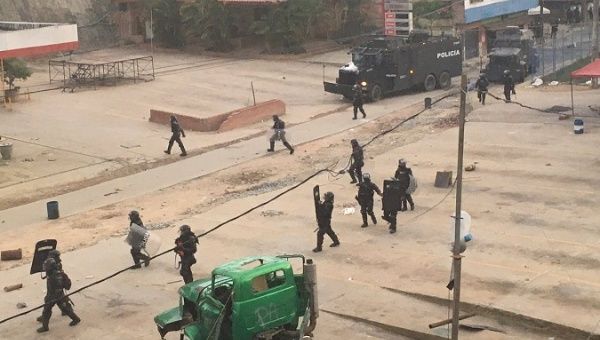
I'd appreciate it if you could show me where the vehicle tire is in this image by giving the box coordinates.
[438,71,451,89]
[369,84,383,102]
[423,74,437,91]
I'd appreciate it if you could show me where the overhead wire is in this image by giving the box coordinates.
[0,91,457,326]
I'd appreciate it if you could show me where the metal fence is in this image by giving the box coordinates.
[535,22,594,78]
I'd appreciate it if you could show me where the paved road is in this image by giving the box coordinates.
[0,88,451,230]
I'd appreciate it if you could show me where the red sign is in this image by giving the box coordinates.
[385,29,396,36]
[385,11,395,19]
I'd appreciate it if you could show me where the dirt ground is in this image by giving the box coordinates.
[0,46,460,212]
[1,73,600,339]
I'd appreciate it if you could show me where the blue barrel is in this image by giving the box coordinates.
[424,97,432,109]
[47,201,59,220]
[574,119,584,134]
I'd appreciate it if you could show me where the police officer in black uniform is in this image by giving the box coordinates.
[355,173,382,228]
[313,192,340,252]
[129,210,150,268]
[164,115,187,157]
[503,70,516,102]
[175,225,198,284]
[394,159,414,211]
[475,72,489,105]
[348,139,364,184]
[267,115,294,154]
[352,82,366,120]
[37,257,80,333]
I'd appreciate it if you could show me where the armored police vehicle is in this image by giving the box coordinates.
[323,32,463,101]
[485,27,538,83]
[155,255,318,340]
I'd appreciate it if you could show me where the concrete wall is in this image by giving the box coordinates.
[0,0,116,50]
[149,100,286,133]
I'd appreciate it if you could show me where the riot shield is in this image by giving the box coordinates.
[313,185,320,223]
[126,223,162,257]
[382,179,402,212]
[30,239,57,275]
[143,231,162,257]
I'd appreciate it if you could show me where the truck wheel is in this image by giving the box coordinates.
[438,72,451,89]
[424,74,437,91]
[369,84,383,102]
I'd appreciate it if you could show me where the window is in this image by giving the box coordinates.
[251,270,286,293]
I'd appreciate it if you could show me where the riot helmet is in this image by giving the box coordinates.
[323,192,334,202]
[180,225,191,233]
[350,139,358,147]
[504,69,510,75]
[363,173,371,182]
[129,210,140,221]
[47,249,61,259]
[42,257,58,273]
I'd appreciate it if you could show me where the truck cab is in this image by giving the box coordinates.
[155,255,317,340]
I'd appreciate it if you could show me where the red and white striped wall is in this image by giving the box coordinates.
[0,22,79,59]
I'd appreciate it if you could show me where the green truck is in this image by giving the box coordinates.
[154,255,318,340]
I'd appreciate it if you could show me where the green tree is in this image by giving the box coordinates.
[181,0,233,51]
[252,0,325,52]
[2,58,32,90]
[144,0,185,48]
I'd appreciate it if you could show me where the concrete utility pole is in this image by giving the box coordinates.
[593,0,599,88]
[451,74,467,340]
[540,0,545,76]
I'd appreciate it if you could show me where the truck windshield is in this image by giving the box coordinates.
[352,53,380,67]
[490,56,516,66]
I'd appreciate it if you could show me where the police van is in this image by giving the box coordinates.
[324,32,463,101]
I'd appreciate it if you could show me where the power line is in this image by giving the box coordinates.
[0,91,456,326]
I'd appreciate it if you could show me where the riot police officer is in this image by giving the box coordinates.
[313,192,340,252]
[349,139,364,184]
[355,173,382,228]
[175,225,198,284]
[164,115,187,157]
[475,72,489,105]
[36,257,80,332]
[394,159,415,211]
[267,115,294,154]
[503,70,515,102]
[128,210,150,268]
[352,82,366,120]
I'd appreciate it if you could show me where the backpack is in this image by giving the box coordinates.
[60,271,72,290]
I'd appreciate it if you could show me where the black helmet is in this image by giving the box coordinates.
[42,257,58,272]
[47,249,61,259]
[323,192,334,201]
[363,173,371,181]
[129,210,140,220]
[479,72,486,78]
[179,225,191,233]
[398,158,406,166]
[504,69,510,75]
[350,139,358,146]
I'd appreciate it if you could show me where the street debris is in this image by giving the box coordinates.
[465,164,476,172]
[531,78,543,87]
[16,302,27,309]
[342,207,355,215]
[549,81,559,86]
[260,210,284,217]
[4,283,23,292]
[1,248,22,261]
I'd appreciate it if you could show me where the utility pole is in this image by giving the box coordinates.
[451,74,467,340]
[593,0,599,88]
[1,58,5,106]
[540,0,545,76]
